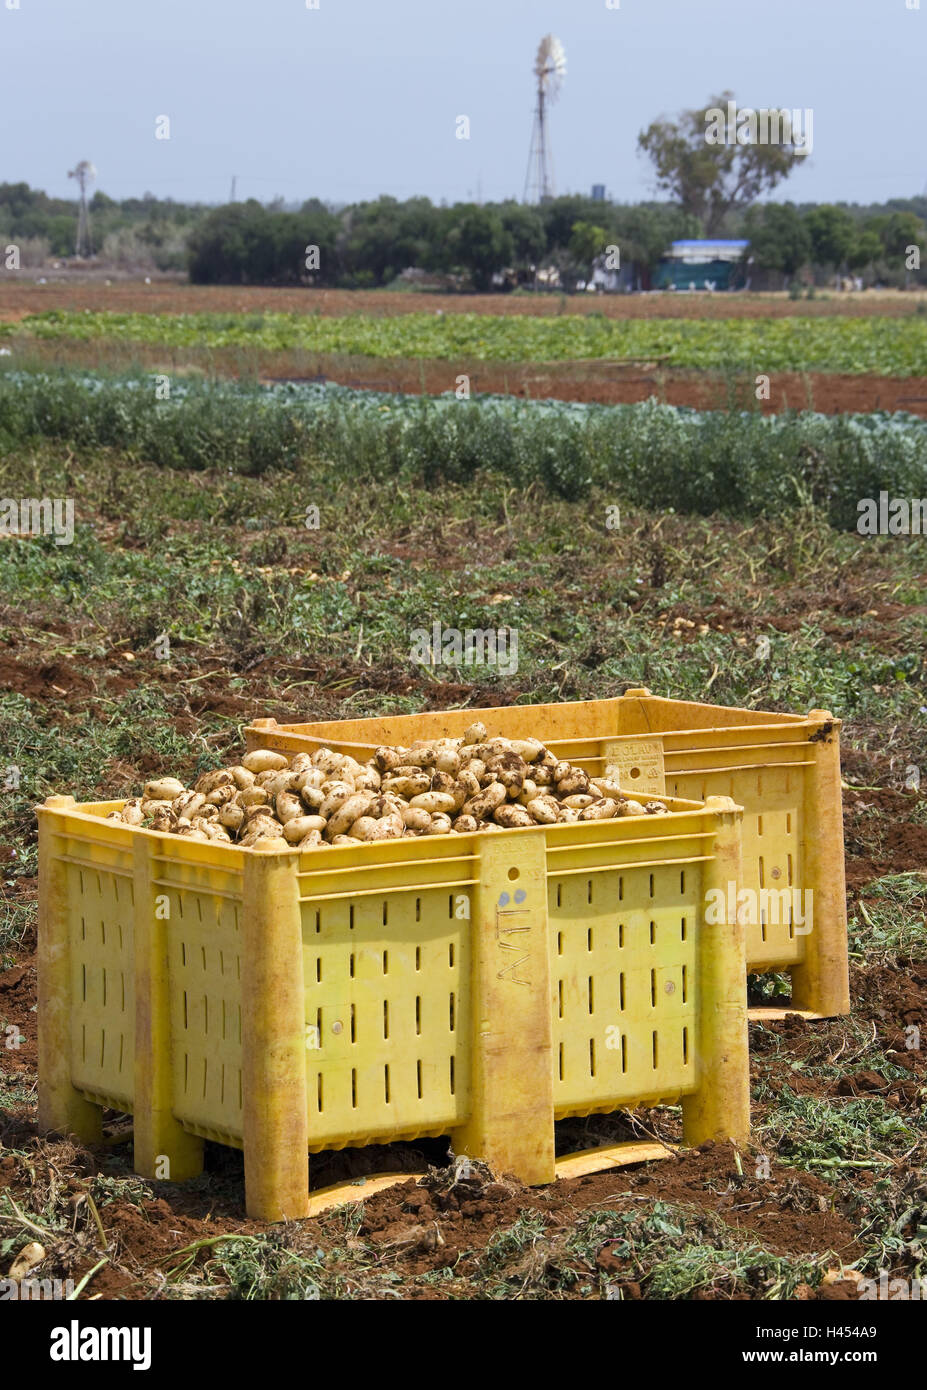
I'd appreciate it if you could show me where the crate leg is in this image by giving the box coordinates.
[36,799,103,1144]
[682,796,750,1147]
[241,844,310,1221]
[790,712,851,1018]
[132,837,203,1183]
[452,829,555,1185]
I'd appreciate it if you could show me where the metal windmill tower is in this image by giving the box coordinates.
[68,160,96,257]
[523,35,566,204]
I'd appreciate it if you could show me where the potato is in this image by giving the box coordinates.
[144,777,186,802]
[404,745,438,769]
[401,805,432,832]
[452,813,479,834]
[238,786,269,808]
[194,769,233,795]
[381,772,432,799]
[526,795,560,825]
[242,749,288,774]
[509,739,544,763]
[297,828,326,849]
[283,814,327,843]
[141,798,172,818]
[205,784,237,807]
[326,792,375,838]
[172,790,206,820]
[493,804,533,828]
[318,782,356,819]
[120,798,144,826]
[241,818,284,846]
[365,819,403,841]
[461,757,486,782]
[561,793,595,810]
[289,752,314,775]
[434,749,460,776]
[591,778,625,802]
[229,765,255,790]
[644,801,670,816]
[462,721,488,745]
[373,745,404,773]
[462,782,507,820]
[295,767,326,792]
[350,815,381,841]
[456,768,481,799]
[423,814,452,835]
[517,779,538,805]
[409,790,457,816]
[353,765,381,792]
[219,802,245,832]
[275,791,305,825]
[485,751,527,793]
[618,800,646,817]
[579,798,619,821]
[559,807,580,823]
[556,768,590,796]
[312,748,347,776]
[194,803,219,820]
[331,833,363,847]
[299,784,324,812]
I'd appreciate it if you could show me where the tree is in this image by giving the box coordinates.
[568,221,610,280]
[638,92,806,236]
[847,230,883,273]
[497,202,546,271]
[612,203,699,280]
[743,202,810,286]
[446,205,513,291]
[881,210,926,262]
[803,205,855,271]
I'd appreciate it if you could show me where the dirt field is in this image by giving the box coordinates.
[1,445,925,1302]
[1,278,924,323]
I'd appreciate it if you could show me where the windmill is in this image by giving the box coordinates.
[68,160,96,257]
[523,35,566,204]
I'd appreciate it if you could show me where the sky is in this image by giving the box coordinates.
[1,0,924,209]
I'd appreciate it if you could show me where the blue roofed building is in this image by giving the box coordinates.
[652,239,750,291]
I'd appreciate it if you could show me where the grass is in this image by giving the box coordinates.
[849,873,927,964]
[470,1202,833,1300]
[759,1088,923,1171]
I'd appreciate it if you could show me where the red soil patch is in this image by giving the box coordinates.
[0,280,922,321]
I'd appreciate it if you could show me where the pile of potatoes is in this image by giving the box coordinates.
[108,722,669,850]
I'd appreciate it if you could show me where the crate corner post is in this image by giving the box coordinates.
[452,828,556,1186]
[241,843,310,1222]
[791,709,851,1018]
[37,797,103,1144]
[682,795,751,1149]
[133,834,204,1183]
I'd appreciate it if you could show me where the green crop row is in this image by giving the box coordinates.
[3,308,927,375]
[0,367,925,528]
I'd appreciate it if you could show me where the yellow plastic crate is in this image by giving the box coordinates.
[37,783,749,1221]
[248,686,849,1020]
